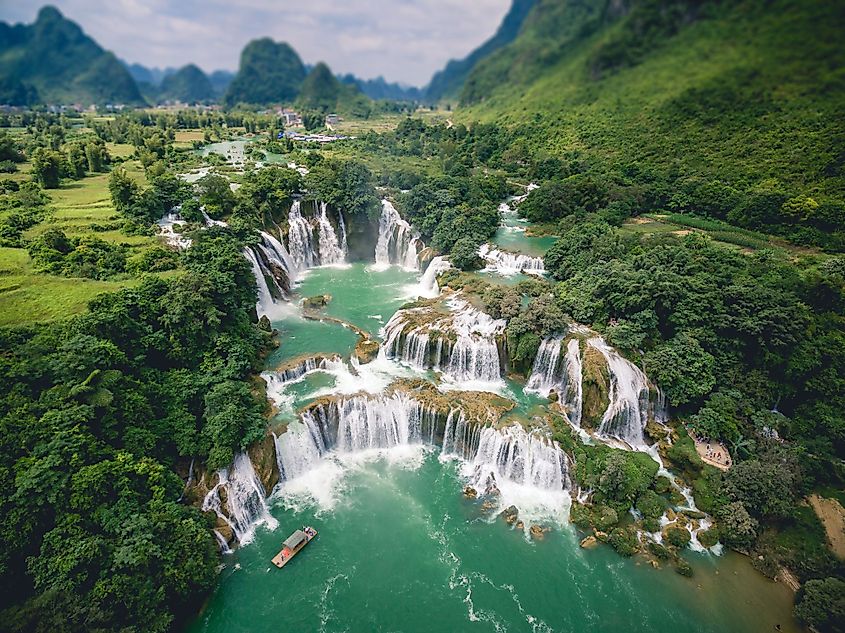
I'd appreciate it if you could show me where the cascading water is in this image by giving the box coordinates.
[201,452,278,545]
[477,243,545,276]
[258,230,296,286]
[587,337,651,447]
[464,424,569,492]
[374,200,421,269]
[287,200,318,270]
[381,297,506,386]
[274,413,330,482]
[416,256,451,298]
[444,298,506,385]
[244,247,282,317]
[525,337,583,427]
[440,409,480,460]
[317,202,347,265]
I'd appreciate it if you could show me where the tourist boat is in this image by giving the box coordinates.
[271,526,317,568]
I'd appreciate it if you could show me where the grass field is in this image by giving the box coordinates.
[0,247,149,326]
[0,159,172,326]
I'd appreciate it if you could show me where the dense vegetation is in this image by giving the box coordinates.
[0,226,270,631]
[453,0,845,252]
[425,0,535,102]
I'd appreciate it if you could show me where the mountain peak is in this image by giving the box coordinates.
[36,5,63,23]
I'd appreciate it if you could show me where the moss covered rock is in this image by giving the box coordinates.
[608,527,640,556]
[303,294,331,309]
[354,339,380,364]
[664,525,692,548]
[581,345,609,428]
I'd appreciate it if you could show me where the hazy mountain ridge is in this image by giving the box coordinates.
[0,6,143,104]
[425,0,537,102]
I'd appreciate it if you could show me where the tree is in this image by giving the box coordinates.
[716,501,757,548]
[108,166,139,213]
[31,147,63,188]
[645,333,715,406]
[450,237,482,270]
[794,577,845,633]
[722,452,800,521]
[544,220,623,280]
[197,174,236,219]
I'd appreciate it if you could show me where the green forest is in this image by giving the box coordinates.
[1,0,844,631]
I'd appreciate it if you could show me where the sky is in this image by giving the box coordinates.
[0,0,512,86]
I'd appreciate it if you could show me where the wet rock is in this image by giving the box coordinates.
[354,339,380,364]
[215,523,234,544]
[580,535,598,548]
[530,525,546,539]
[258,315,272,332]
[481,500,497,511]
[248,430,281,494]
[303,294,331,309]
[548,390,559,403]
[515,520,525,530]
[501,505,519,525]
[666,508,677,521]
[464,485,478,499]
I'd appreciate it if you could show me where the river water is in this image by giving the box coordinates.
[187,210,799,633]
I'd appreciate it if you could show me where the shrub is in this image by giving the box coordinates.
[665,526,691,548]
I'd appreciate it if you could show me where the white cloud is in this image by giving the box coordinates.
[0,0,512,85]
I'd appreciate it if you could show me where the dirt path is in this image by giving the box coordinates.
[809,494,845,559]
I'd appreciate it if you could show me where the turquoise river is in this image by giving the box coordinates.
[187,205,799,633]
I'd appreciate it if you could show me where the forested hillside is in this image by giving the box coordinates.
[0,6,143,105]
[456,0,845,249]
[425,0,536,102]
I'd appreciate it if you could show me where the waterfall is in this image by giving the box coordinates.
[441,409,481,460]
[587,337,650,447]
[287,200,318,270]
[244,246,282,317]
[564,339,583,427]
[274,413,331,482]
[525,337,583,427]
[478,244,545,276]
[382,298,505,385]
[265,355,342,386]
[212,529,233,554]
[416,256,451,299]
[317,202,347,265]
[258,230,296,286]
[444,298,506,384]
[525,338,564,397]
[464,424,569,492]
[201,452,278,545]
[374,199,421,269]
[322,393,438,453]
[446,336,502,383]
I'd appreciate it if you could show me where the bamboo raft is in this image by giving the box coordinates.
[271,526,317,568]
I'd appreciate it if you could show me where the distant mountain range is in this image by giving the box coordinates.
[0,2,537,106]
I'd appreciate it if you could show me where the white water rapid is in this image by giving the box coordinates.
[201,452,278,545]
[374,200,421,269]
[525,337,583,427]
[478,243,545,276]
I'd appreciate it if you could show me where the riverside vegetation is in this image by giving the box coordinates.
[1,0,844,631]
